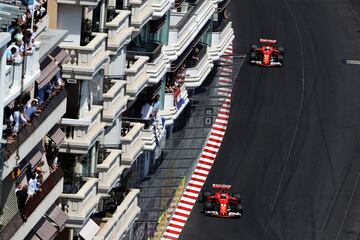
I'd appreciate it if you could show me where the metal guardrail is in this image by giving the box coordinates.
[126,42,163,63]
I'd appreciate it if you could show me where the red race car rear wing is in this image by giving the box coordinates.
[212,184,232,190]
[260,39,277,44]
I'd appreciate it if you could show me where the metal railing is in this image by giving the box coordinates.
[126,41,163,63]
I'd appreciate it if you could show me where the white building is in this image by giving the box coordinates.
[0,0,233,239]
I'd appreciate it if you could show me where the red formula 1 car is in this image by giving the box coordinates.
[200,184,243,218]
[249,39,284,67]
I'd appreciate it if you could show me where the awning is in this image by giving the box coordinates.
[31,217,57,240]
[79,219,100,240]
[46,125,65,147]
[46,205,68,231]
[20,141,44,170]
[50,47,70,65]
[36,56,60,89]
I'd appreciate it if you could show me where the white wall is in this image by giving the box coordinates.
[58,4,82,46]
[79,81,90,119]
[0,34,10,140]
[109,48,126,77]
[103,118,121,146]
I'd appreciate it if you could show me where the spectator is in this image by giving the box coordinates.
[165,81,174,93]
[16,184,28,212]
[14,33,25,55]
[23,29,33,51]
[6,47,18,64]
[191,48,200,67]
[24,100,40,119]
[10,104,28,134]
[152,95,161,118]
[27,173,39,195]
[141,100,153,119]
[15,182,22,193]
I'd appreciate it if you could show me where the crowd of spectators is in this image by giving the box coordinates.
[5,0,47,64]
[165,64,188,107]
[3,71,64,145]
[15,162,47,220]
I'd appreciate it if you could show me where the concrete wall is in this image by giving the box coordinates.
[58,4,82,46]
[103,118,122,146]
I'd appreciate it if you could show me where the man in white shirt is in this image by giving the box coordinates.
[141,100,153,119]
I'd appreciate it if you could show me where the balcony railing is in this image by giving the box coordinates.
[94,189,140,240]
[4,89,67,160]
[127,41,163,62]
[150,0,172,18]
[60,105,105,153]
[3,42,41,106]
[121,122,144,164]
[60,33,108,79]
[106,9,134,52]
[97,150,128,194]
[22,169,64,218]
[60,177,100,224]
[125,56,149,99]
[130,0,153,29]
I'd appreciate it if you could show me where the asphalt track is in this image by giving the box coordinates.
[181,0,360,239]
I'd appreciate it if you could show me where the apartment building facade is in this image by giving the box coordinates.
[0,0,233,239]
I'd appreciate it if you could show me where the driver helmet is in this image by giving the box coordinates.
[265,46,270,51]
[220,194,226,199]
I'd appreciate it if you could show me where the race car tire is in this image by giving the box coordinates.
[232,193,241,202]
[278,47,284,54]
[236,204,243,215]
[277,54,284,63]
[250,44,258,51]
[250,52,257,60]
[200,191,211,202]
[204,201,214,212]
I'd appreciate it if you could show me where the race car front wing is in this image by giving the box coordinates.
[204,210,242,218]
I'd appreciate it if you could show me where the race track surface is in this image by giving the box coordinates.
[181,0,360,239]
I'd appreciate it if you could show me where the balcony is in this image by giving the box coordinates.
[102,79,129,125]
[3,89,67,179]
[1,170,64,240]
[60,105,105,154]
[140,118,166,153]
[164,0,215,60]
[60,33,109,80]
[160,84,189,126]
[150,0,173,19]
[121,122,145,165]
[60,177,101,228]
[127,41,168,85]
[106,10,134,54]
[56,0,100,6]
[3,42,41,106]
[130,0,154,31]
[209,20,234,61]
[125,56,150,100]
[97,149,129,195]
[93,189,140,240]
[184,44,214,88]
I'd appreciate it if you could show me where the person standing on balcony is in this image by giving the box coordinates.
[141,99,154,119]
[191,48,200,67]
[152,95,161,117]
[10,104,28,134]
[28,173,40,196]
[16,184,28,217]
[6,47,18,64]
